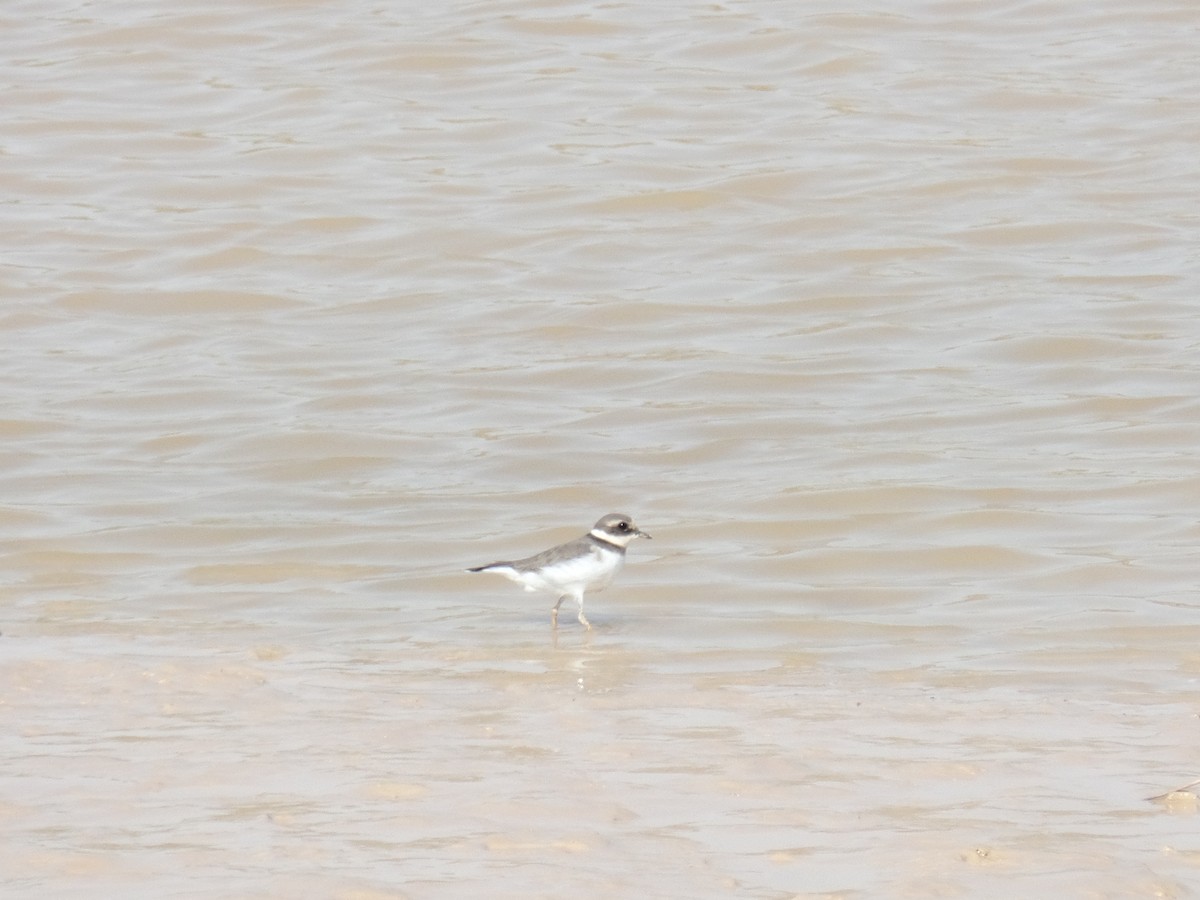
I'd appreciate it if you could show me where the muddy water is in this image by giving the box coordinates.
[3,0,1200,897]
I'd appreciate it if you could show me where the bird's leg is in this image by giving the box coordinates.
[552,595,567,628]
[576,595,591,630]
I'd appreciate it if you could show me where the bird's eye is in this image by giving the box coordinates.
[617,522,629,530]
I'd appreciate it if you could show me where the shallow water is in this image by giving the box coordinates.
[3,0,1200,896]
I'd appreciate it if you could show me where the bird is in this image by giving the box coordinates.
[467,513,652,629]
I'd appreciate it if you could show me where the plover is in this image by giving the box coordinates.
[467,513,652,629]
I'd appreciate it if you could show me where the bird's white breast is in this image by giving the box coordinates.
[521,546,622,594]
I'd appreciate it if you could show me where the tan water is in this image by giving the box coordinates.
[3,0,1200,896]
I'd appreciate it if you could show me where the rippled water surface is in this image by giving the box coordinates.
[4,1,1200,897]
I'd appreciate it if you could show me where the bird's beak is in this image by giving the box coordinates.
[636,529,652,540]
